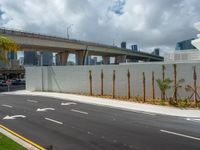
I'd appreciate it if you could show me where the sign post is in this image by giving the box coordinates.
[6,79,11,92]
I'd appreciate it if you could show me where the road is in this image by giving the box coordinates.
[0,94,199,150]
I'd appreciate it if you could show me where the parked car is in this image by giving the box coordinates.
[12,79,26,85]
[0,80,7,86]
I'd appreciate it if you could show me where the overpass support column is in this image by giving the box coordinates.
[56,51,69,65]
[75,50,85,65]
[115,55,127,64]
[102,56,110,64]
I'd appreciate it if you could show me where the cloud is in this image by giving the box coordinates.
[0,0,200,54]
[109,0,126,15]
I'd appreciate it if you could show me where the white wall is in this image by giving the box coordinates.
[26,61,200,99]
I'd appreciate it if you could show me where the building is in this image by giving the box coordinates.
[192,22,200,50]
[151,48,160,56]
[176,39,196,50]
[131,45,138,51]
[121,42,126,49]
[164,49,200,61]
[42,52,53,66]
[165,22,200,62]
[24,51,38,66]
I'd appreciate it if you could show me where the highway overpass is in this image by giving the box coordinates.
[0,28,163,65]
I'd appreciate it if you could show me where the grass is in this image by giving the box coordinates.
[0,133,27,150]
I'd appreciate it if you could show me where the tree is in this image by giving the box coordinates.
[0,35,19,63]
[156,78,173,100]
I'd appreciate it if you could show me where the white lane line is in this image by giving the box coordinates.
[27,100,38,103]
[71,109,88,115]
[160,129,200,141]
[2,104,13,108]
[186,118,200,122]
[45,118,63,125]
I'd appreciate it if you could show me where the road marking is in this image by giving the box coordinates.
[27,99,38,103]
[36,108,55,112]
[186,118,200,122]
[45,118,63,125]
[71,109,88,115]
[160,129,200,141]
[3,115,26,120]
[139,111,156,116]
[2,104,13,108]
[61,102,77,106]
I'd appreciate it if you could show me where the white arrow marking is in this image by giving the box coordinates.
[2,104,13,108]
[36,108,55,112]
[61,102,77,106]
[3,115,26,120]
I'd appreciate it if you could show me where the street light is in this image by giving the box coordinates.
[67,24,73,39]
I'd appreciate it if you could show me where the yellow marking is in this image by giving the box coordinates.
[0,124,46,150]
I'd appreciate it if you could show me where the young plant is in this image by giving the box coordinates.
[156,78,173,100]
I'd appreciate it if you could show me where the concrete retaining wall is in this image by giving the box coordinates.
[26,61,200,99]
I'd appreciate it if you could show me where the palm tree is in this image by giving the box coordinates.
[156,78,173,100]
[0,35,19,63]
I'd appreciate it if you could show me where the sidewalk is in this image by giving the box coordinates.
[2,90,200,118]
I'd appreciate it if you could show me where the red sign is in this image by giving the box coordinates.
[6,80,12,86]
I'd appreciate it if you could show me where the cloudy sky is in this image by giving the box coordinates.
[0,0,200,54]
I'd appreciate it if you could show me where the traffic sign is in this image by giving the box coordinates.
[6,80,12,86]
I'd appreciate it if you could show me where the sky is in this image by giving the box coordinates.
[0,0,200,55]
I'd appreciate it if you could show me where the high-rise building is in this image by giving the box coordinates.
[121,42,126,49]
[151,48,160,56]
[42,52,53,66]
[131,45,138,51]
[175,39,196,50]
[24,51,38,66]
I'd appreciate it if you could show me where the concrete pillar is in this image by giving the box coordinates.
[115,55,127,64]
[56,51,69,65]
[75,50,85,65]
[102,56,110,64]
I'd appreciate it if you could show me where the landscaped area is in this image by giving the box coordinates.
[0,133,26,150]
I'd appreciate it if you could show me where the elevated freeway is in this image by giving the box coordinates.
[0,28,163,65]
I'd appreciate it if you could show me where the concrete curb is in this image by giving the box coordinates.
[2,90,200,118]
[0,124,46,150]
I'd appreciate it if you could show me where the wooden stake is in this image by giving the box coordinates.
[162,65,166,100]
[173,64,177,103]
[193,66,197,106]
[143,72,146,102]
[112,70,116,99]
[89,70,92,96]
[101,69,104,96]
[127,69,131,99]
[152,71,155,99]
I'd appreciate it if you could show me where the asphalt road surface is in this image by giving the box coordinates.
[0,94,199,150]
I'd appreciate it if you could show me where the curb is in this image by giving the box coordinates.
[0,124,46,150]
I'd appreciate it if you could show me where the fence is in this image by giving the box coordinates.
[26,61,200,100]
